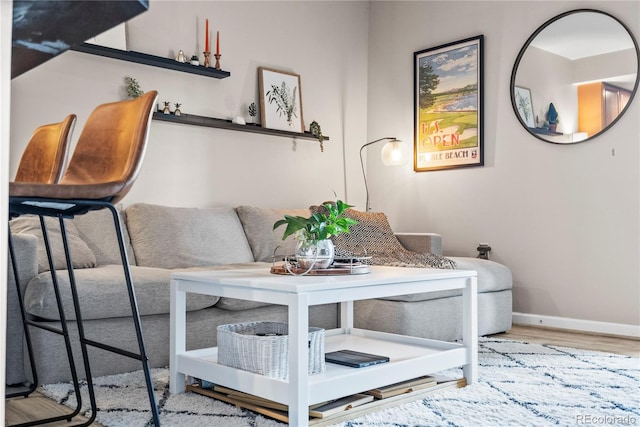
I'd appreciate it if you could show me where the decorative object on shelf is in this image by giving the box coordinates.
[248,102,257,124]
[232,116,246,125]
[124,76,144,99]
[273,200,358,272]
[514,86,535,128]
[359,137,410,211]
[203,51,211,68]
[414,35,484,171]
[175,50,186,63]
[162,101,171,114]
[547,102,559,132]
[174,103,182,116]
[190,55,199,66]
[214,53,221,70]
[258,67,304,133]
[309,120,324,152]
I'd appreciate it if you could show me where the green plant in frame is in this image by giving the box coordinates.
[266,81,298,126]
[273,200,358,243]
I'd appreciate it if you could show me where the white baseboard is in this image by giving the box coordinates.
[512,312,640,338]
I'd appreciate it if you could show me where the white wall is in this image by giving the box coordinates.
[367,1,640,327]
[10,1,370,209]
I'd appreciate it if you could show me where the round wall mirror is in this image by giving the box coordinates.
[511,9,639,144]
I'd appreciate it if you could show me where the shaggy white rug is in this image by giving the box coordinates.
[39,338,640,427]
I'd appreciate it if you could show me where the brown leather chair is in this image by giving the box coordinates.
[8,91,160,426]
[14,114,76,183]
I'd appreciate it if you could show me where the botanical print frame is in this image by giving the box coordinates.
[414,35,484,172]
[513,86,535,128]
[258,67,304,133]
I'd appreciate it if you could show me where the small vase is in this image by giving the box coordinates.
[295,239,335,270]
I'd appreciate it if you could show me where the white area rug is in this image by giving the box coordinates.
[39,338,640,426]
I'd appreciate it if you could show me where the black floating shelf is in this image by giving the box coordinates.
[152,112,329,141]
[70,43,230,79]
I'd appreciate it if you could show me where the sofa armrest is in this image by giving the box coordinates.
[6,233,39,386]
[395,232,443,256]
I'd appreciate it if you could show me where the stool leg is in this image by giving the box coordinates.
[56,215,99,426]
[107,204,161,425]
[5,219,84,426]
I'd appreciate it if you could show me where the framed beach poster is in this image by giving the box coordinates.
[258,67,304,133]
[414,35,484,171]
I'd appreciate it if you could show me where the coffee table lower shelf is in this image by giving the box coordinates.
[186,376,466,425]
[173,328,473,423]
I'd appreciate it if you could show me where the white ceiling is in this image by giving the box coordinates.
[530,12,635,60]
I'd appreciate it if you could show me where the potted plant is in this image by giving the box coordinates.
[124,76,144,99]
[273,200,358,269]
[309,120,325,152]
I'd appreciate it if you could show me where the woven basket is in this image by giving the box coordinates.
[217,321,326,379]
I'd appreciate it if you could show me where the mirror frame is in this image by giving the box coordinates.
[510,9,640,144]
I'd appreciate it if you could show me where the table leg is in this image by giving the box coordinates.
[462,275,478,384]
[288,293,310,426]
[170,279,187,394]
[339,300,354,329]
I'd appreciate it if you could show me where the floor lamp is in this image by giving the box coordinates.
[359,137,410,212]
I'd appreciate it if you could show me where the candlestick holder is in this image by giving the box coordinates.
[214,53,221,70]
[203,51,211,68]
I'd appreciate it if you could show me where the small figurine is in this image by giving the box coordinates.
[163,101,171,114]
[174,103,182,116]
[175,50,186,63]
[190,55,200,66]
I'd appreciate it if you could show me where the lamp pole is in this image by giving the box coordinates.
[359,137,397,212]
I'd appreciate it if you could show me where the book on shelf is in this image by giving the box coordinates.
[308,394,374,418]
[366,375,436,399]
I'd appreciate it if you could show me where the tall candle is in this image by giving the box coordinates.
[216,31,220,55]
[205,19,209,52]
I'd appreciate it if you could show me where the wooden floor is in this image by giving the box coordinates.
[5,325,639,426]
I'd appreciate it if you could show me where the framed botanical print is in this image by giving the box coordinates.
[513,86,535,128]
[258,67,304,133]
[414,35,484,171]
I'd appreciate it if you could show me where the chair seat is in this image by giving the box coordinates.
[10,181,128,203]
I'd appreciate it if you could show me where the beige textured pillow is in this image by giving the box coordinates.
[126,203,255,269]
[319,208,457,269]
[10,215,97,273]
[236,206,311,262]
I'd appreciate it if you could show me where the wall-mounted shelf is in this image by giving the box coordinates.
[70,43,230,79]
[152,112,329,141]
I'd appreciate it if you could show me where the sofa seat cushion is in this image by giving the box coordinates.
[126,203,254,268]
[379,257,512,302]
[10,215,97,273]
[23,265,221,321]
[236,206,311,262]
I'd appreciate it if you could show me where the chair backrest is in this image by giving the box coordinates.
[60,91,158,204]
[14,114,76,183]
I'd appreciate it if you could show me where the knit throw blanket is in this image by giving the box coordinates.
[311,206,456,270]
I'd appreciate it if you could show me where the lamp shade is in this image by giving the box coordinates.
[380,139,410,166]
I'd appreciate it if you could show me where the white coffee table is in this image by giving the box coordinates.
[169,266,477,426]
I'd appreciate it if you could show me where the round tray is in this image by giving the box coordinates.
[270,263,371,276]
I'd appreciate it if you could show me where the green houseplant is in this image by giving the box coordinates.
[273,200,358,269]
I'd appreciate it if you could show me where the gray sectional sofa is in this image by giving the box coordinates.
[6,203,512,387]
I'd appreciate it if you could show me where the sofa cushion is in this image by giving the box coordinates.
[379,257,513,303]
[236,206,311,262]
[23,265,221,321]
[10,215,97,273]
[126,203,254,269]
[72,204,137,266]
